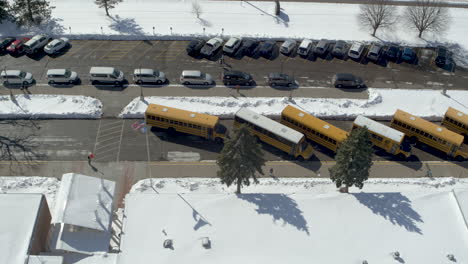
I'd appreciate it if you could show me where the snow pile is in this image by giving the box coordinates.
[119,88,468,120]
[131,177,468,194]
[1,0,467,67]
[0,94,102,119]
[0,176,60,208]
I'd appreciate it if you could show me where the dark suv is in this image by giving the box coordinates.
[267,73,295,87]
[240,38,259,56]
[223,70,254,86]
[332,73,364,88]
[435,46,449,67]
[186,39,206,56]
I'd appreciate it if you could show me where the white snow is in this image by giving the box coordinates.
[1,0,468,67]
[0,176,60,208]
[121,176,468,264]
[0,95,102,119]
[119,88,468,120]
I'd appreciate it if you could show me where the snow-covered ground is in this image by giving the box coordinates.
[122,177,468,264]
[0,95,102,119]
[0,176,60,208]
[1,0,467,67]
[119,88,468,119]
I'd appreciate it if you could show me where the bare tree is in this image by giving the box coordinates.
[403,0,450,38]
[358,0,397,37]
[95,0,122,17]
[192,1,202,19]
[274,0,280,16]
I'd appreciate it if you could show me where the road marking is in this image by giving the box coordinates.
[93,119,102,154]
[116,119,125,162]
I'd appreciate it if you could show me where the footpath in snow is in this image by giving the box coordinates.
[0,0,467,67]
[0,94,102,119]
[120,88,468,119]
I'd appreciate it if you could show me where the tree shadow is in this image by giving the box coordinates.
[237,193,310,235]
[108,15,144,35]
[352,192,423,234]
[197,18,212,27]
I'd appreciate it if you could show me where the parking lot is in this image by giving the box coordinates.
[1,40,467,89]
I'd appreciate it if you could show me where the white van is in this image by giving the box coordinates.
[297,39,313,56]
[89,67,124,85]
[24,35,50,54]
[47,69,79,85]
[133,69,166,84]
[1,70,34,86]
[180,70,213,85]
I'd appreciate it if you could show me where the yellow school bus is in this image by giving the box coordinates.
[353,115,411,159]
[234,107,314,161]
[145,104,227,143]
[442,107,467,138]
[390,109,468,161]
[280,105,348,153]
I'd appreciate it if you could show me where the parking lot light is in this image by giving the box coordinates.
[69,26,71,34]
[101,26,103,34]
[153,26,155,35]
[203,27,205,35]
[222,28,224,36]
[170,27,173,35]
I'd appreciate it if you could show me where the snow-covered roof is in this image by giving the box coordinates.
[49,223,112,254]
[118,191,468,264]
[53,173,115,232]
[28,255,63,264]
[235,108,304,144]
[0,194,45,264]
[354,115,404,143]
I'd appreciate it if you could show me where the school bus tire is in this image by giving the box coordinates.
[297,156,305,162]
[397,153,407,161]
[167,127,176,135]
[455,156,464,162]
[215,137,224,144]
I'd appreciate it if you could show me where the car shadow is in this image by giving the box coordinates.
[413,141,467,168]
[182,82,217,89]
[26,51,47,61]
[93,80,129,90]
[335,86,367,92]
[373,149,423,171]
[236,193,310,235]
[47,44,72,58]
[49,78,82,88]
[136,80,171,88]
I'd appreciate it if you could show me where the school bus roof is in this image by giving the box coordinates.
[445,107,468,126]
[145,104,219,127]
[393,109,463,146]
[281,105,348,143]
[354,115,404,143]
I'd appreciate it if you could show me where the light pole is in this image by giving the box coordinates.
[153,26,155,35]
[101,26,103,34]
[69,26,71,34]
[221,28,224,36]
[170,27,173,35]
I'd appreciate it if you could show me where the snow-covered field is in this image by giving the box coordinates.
[120,88,468,119]
[0,95,102,119]
[121,177,468,264]
[1,0,467,67]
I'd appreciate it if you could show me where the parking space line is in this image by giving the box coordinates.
[82,41,110,60]
[62,41,95,57]
[116,120,125,162]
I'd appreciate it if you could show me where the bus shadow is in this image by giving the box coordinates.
[413,142,467,168]
[150,127,223,154]
[373,149,423,171]
[260,143,322,172]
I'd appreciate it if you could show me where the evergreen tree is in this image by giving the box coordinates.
[329,126,374,193]
[217,124,266,194]
[10,0,54,26]
[0,0,10,22]
[95,0,122,17]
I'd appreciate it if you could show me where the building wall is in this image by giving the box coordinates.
[29,195,52,254]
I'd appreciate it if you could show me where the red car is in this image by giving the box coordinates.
[6,37,30,55]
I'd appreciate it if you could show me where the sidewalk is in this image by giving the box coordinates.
[3,85,368,117]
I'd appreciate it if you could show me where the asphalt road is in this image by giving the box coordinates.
[1,40,467,90]
[2,119,467,171]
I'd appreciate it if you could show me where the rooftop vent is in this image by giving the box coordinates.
[281,128,287,133]
[162,108,168,112]
[323,125,330,129]
[163,239,173,249]
[298,113,304,117]
[436,127,442,132]
[362,261,368,264]
[457,112,463,117]
[253,115,259,120]
[447,254,456,262]
[190,113,196,118]
[409,116,415,120]
[201,237,211,249]
[391,251,400,260]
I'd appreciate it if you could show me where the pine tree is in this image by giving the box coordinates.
[10,0,54,26]
[329,126,374,193]
[217,124,266,194]
[94,0,123,17]
[0,0,10,22]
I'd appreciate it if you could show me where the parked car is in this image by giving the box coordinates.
[24,35,50,54]
[222,70,253,86]
[239,38,259,56]
[348,42,365,60]
[46,69,79,85]
[186,39,206,56]
[223,37,242,55]
[331,40,347,58]
[180,70,213,85]
[332,73,364,88]
[280,39,296,55]
[314,39,330,56]
[89,67,124,85]
[0,37,16,52]
[259,40,276,58]
[133,69,166,84]
[435,46,449,67]
[44,38,69,54]
[267,73,295,87]
[200,37,223,57]
[401,47,416,63]
[367,43,384,62]
[6,37,30,55]
[297,39,313,57]
[1,70,34,86]
[385,45,401,61]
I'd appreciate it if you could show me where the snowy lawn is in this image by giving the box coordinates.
[0,94,102,119]
[122,177,468,264]
[0,0,467,67]
[119,88,468,119]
